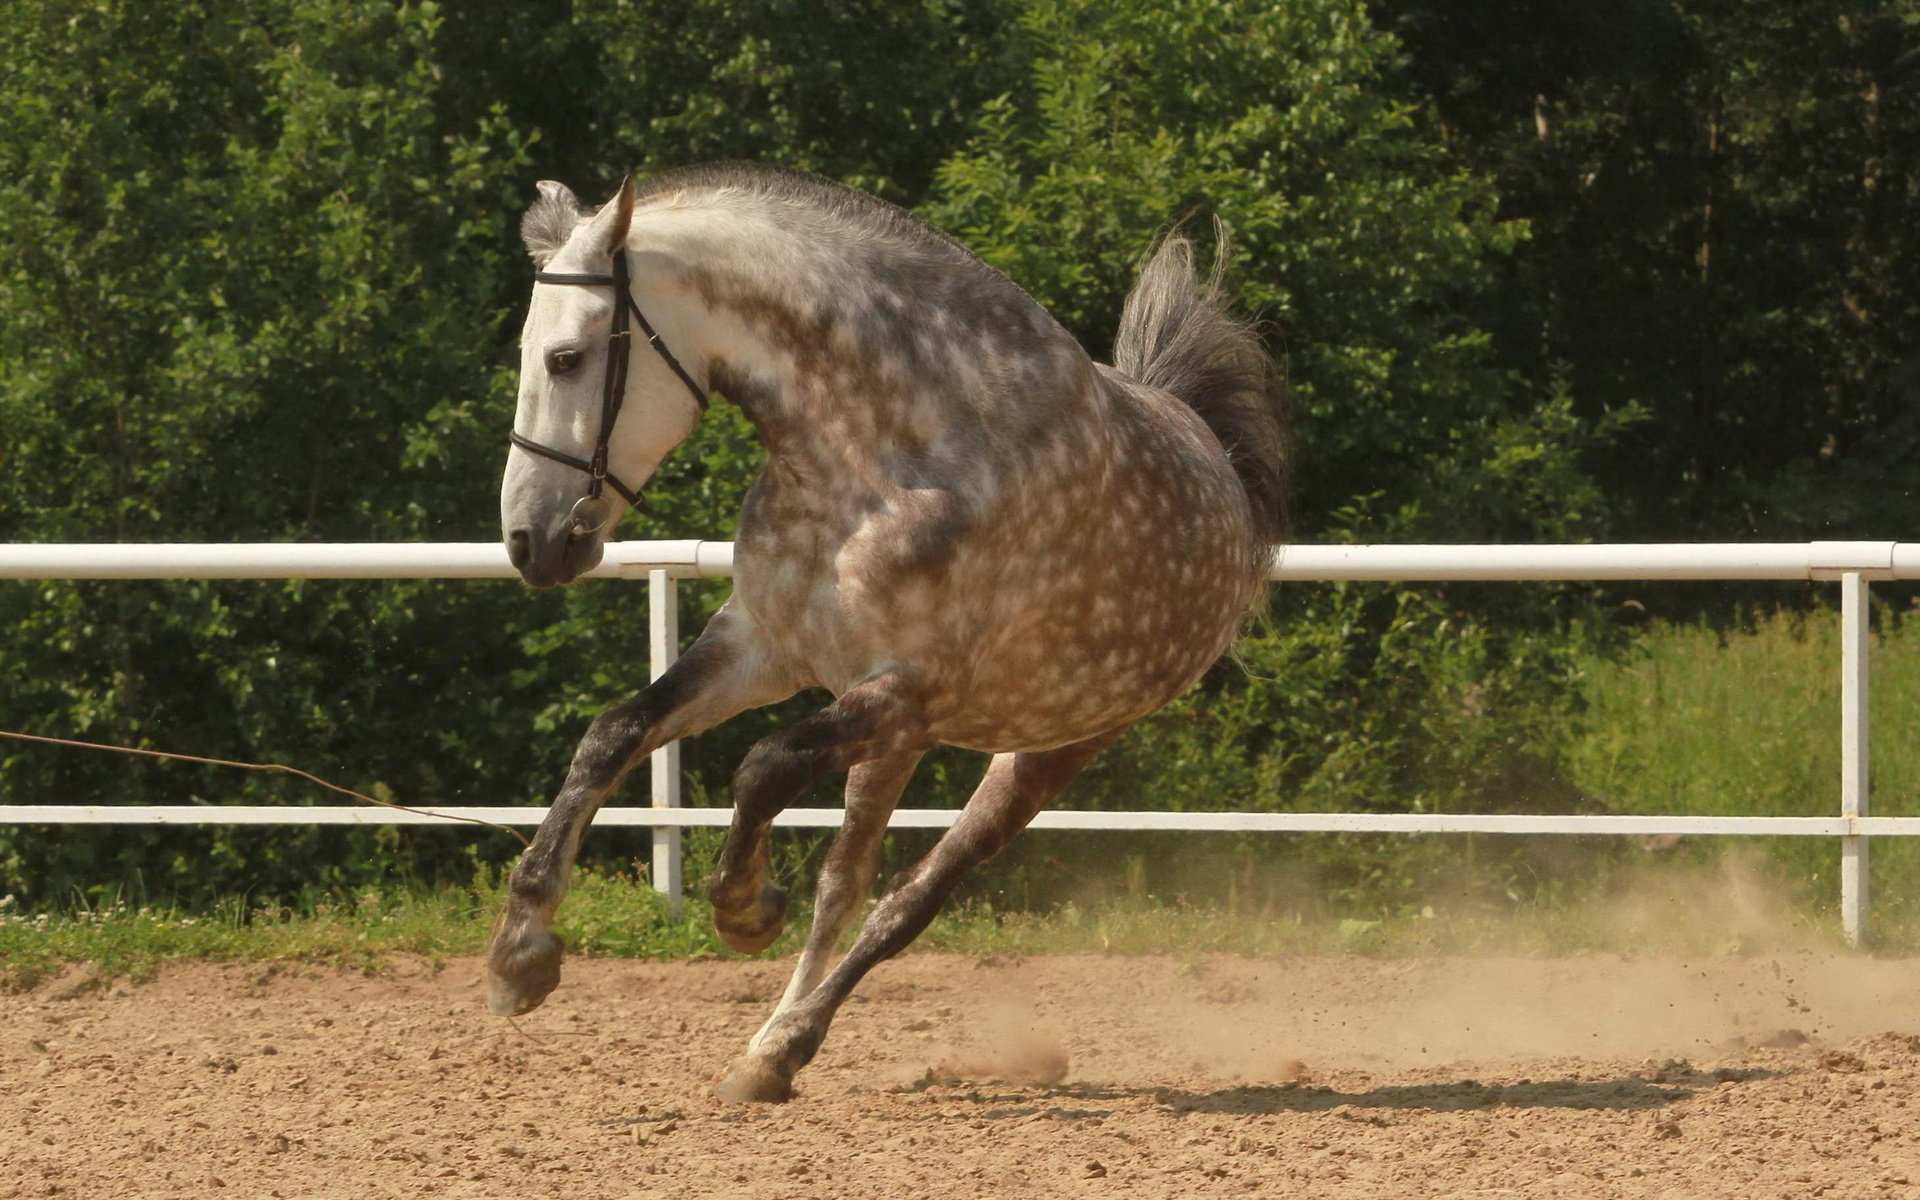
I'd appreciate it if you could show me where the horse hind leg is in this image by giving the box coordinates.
[716,727,1126,1103]
[707,671,929,954]
[749,749,923,1052]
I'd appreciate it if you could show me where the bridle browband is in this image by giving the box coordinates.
[510,249,710,539]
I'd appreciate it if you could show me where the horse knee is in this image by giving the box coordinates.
[565,706,651,787]
[732,736,817,813]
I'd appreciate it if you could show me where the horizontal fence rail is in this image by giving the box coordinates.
[4,804,1919,838]
[0,539,1908,942]
[1,538,1914,581]
[0,539,737,580]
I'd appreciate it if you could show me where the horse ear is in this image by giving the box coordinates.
[592,173,637,258]
[522,180,586,267]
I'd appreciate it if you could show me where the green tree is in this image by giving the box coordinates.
[928,0,1619,546]
[1380,0,1920,542]
[0,0,1025,903]
[0,0,551,901]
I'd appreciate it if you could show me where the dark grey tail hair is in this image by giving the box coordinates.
[1113,228,1290,564]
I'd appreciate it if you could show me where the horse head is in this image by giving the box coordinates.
[502,176,707,587]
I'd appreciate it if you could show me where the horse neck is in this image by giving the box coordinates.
[650,207,1077,485]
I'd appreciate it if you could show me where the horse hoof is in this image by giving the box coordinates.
[714,1056,794,1104]
[713,883,788,954]
[485,924,564,1016]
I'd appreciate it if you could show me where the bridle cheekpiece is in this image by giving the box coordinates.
[511,249,710,539]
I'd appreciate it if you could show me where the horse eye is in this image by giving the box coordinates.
[546,349,583,375]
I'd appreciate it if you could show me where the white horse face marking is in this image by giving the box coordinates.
[502,179,703,587]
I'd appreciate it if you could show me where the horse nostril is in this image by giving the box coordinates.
[507,528,533,570]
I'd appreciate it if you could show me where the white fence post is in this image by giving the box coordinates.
[648,568,683,915]
[1841,571,1871,947]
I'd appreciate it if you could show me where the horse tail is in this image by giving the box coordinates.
[1112,226,1289,563]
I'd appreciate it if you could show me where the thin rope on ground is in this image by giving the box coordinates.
[0,727,530,847]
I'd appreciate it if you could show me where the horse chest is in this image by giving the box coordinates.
[730,493,892,693]
[731,540,844,680]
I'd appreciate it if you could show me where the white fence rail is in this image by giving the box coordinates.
[1,539,1913,944]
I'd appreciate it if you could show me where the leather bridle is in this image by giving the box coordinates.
[510,249,709,539]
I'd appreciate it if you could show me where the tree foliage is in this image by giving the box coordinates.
[0,0,1910,906]
[1381,0,1920,540]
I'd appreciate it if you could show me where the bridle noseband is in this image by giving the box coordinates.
[511,249,710,539]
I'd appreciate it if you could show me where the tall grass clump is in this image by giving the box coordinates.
[1564,606,1920,929]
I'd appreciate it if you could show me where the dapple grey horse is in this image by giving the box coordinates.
[487,163,1287,1102]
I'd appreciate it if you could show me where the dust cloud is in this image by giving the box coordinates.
[926,993,1072,1086]
[930,853,1920,1086]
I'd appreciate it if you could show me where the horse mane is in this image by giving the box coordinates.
[633,162,982,265]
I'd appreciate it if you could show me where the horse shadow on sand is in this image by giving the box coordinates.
[921,1062,1770,1120]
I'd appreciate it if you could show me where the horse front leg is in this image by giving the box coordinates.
[716,728,1125,1103]
[706,671,930,955]
[487,606,794,1017]
[749,749,925,1052]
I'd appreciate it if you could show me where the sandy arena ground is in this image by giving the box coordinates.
[7,951,1920,1198]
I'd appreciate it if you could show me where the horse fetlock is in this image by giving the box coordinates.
[711,880,789,954]
[713,1054,795,1104]
[485,919,565,1016]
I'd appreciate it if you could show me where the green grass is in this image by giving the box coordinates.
[0,885,492,990]
[0,868,717,990]
[0,853,1877,992]
[1567,609,1920,819]
[1562,608,1920,928]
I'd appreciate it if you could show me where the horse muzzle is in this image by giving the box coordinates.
[505,518,606,588]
